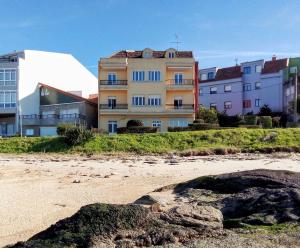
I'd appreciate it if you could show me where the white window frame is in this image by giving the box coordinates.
[169,119,188,127]
[0,69,16,86]
[243,66,251,74]
[174,73,183,84]
[148,95,161,106]
[255,65,262,73]
[152,120,162,127]
[210,86,217,94]
[224,101,232,110]
[108,121,117,134]
[132,71,145,82]
[148,71,161,81]
[108,73,117,84]
[25,129,34,136]
[200,74,208,81]
[0,91,16,108]
[255,82,261,90]
[243,84,251,91]
[224,85,232,93]
[132,96,145,106]
[210,103,217,109]
[255,99,260,107]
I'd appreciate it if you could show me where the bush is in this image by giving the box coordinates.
[57,123,74,136]
[244,115,257,125]
[238,125,262,129]
[127,120,143,128]
[217,112,242,127]
[64,126,94,145]
[258,116,272,128]
[169,123,219,132]
[286,122,300,128]
[280,113,288,128]
[117,126,157,134]
[193,119,204,124]
[196,107,218,124]
[298,97,300,114]
[258,104,272,116]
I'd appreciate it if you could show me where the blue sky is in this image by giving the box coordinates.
[1,0,300,75]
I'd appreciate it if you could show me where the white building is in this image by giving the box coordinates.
[0,50,97,136]
[199,57,289,115]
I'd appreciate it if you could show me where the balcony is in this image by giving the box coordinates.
[166,79,194,90]
[165,104,194,113]
[99,80,128,90]
[99,104,128,113]
[22,114,86,126]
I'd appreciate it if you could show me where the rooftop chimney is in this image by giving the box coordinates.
[272,55,276,61]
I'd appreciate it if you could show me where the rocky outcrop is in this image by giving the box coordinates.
[9,169,300,247]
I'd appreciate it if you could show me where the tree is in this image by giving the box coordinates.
[196,107,218,124]
[258,104,272,116]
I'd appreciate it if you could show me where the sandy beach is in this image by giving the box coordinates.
[0,153,300,247]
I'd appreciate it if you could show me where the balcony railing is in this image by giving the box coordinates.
[21,113,86,125]
[166,104,194,110]
[166,79,194,85]
[99,80,128,85]
[99,104,128,110]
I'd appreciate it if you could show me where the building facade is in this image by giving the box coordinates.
[199,57,289,115]
[98,48,198,133]
[0,50,97,136]
[21,83,97,136]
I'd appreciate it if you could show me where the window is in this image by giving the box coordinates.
[210,86,217,94]
[199,87,203,95]
[255,82,261,90]
[0,69,16,86]
[169,119,188,127]
[210,103,217,110]
[243,100,251,108]
[243,66,251,74]
[132,71,145,81]
[207,72,214,80]
[108,121,117,134]
[25,129,34,136]
[255,99,260,107]
[224,101,232,109]
[168,52,175,58]
[243,84,251,91]
[152,120,161,127]
[255,65,262,73]
[148,96,161,106]
[108,73,117,84]
[148,71,161,81]
[175,73,183,84]
[132,96,145,106]
[108,96,117,108]
[290,66,297,74]
[0,91,16,108]
[41,88,50,96]
[200,74,207,81]
[224,85,232,92]
[174,97,183,108]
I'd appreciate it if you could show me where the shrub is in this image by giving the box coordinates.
[244,115,257,125]
[64,126,94,145]
[298,97,300,114]
[272,117,281,128]
[238,125,262,129]
[217,112,242,127]
[258,116,272,128]
[117,126,157,134]
[193,119,204,124]
[168,126,191,132]
[286,122,300,128]
[168,123,219,132]
[57,123,74,136]
[280,113,288,128]
[196,107,218,124]
[127,120,143,128]
[258,104,272,116]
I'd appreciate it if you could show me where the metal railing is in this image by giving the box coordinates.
[166,104,194,110]
[21,113,86,120]
[99,80,128,85]
[99,104,128,109]
[166,79,194,85]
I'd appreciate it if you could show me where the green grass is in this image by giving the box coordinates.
[0,128,299,154]
[241,223,300,234]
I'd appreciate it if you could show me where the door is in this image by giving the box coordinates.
[174,98,183,109]
[40,127,57,136]
[108,121,117,134]
[108,73,117,85]
[175,73,183,84]
[108,97,116,109]
[6,124,14,136]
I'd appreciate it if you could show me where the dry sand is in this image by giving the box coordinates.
[0,153,300,247]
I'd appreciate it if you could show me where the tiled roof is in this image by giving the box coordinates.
[199,66,242,83]
[262,58,288,74]
[38,83,97,106]
[110,50,193,58]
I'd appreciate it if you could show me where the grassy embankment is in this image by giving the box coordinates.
[0,128,299,154]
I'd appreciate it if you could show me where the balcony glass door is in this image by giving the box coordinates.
[174,98,183,109]
[175,73,183,84]
[108,121,117,134]
[108,97,116,109]
[108,73,117,85]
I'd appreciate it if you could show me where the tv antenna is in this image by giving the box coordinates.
[170,33,182,50]
[235,58,239,66]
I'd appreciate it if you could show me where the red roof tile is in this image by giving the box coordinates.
[200,66,242,83]
[262,58,288,74]
[110,50,193,58]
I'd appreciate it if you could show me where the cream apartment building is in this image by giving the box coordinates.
[98,48,198,133]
